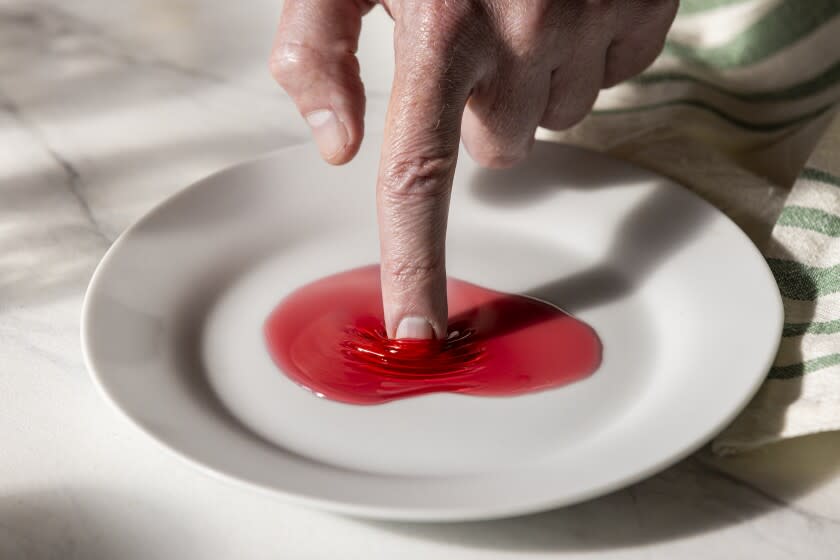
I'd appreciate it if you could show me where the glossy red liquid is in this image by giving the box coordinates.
[264,265,602,405]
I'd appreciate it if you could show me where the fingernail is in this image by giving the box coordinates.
[305,109,348,160]
[395,316,435,340]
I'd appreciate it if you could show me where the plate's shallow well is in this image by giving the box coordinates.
[82,139,782,521]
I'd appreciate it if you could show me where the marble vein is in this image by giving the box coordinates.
[33,3,279,100]
[0,88,110,244]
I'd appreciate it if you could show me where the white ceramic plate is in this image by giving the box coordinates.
[82,139,782,521]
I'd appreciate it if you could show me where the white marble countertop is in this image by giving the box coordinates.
[2,1,839,558]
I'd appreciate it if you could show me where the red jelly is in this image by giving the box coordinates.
[264,265,601,405]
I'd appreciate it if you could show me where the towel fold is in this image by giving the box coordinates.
[540,0,840,453]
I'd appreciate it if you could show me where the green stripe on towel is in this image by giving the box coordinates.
[666,0,840,68]
[784,319,840,336]
[769,353,840,379]
[801,167,840,188]
[633,60,840,103]
[593,100,833,132]
[767,258,840,300]
[678,0,755,16]
[777,206,840,236]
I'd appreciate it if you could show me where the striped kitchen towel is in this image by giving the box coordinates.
[540,0,840,453]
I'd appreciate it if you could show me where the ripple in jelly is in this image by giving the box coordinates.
[264,265,602,405]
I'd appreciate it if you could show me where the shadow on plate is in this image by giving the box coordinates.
[470,140,652,207]
[472,140,712,315]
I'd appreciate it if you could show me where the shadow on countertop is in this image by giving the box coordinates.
[360,434,840,553]
[0,488,192,560]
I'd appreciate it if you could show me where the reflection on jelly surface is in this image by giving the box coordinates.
[264,265,601,405]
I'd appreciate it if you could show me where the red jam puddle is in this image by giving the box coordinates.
[264,265,601,405]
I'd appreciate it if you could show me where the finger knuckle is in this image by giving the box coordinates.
[502,0,555,41]
[415,0,480,27]
[483,152,527,169]
[382,153,456,202]
[268,46,304,87]
[470,144,527,169]
[384,258,443,286]
[400,0,485,53]
[542,103,592,131]
[270,41,354,86]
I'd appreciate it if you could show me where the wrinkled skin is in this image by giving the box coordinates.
[270,0,678,339]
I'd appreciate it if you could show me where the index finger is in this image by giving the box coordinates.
[377,13,484,339]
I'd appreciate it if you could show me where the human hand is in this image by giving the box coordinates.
[270,0,677,339]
